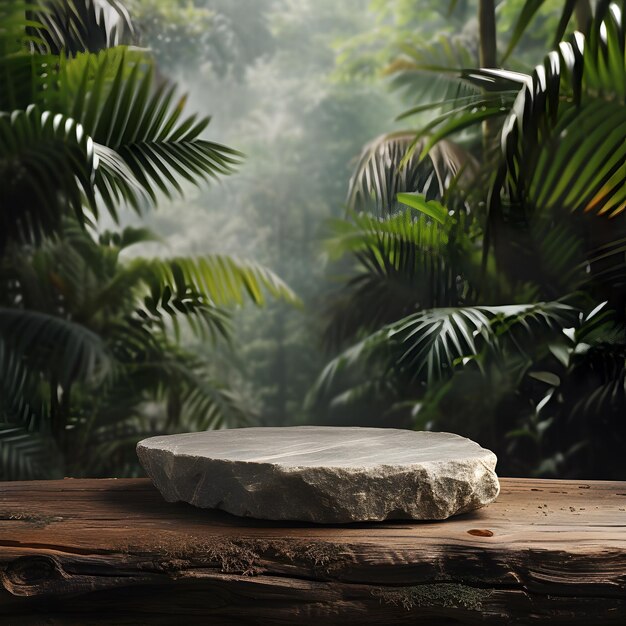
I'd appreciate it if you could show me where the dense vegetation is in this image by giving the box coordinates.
[0,0,624,480]
[314,0,626,478]
[0,0,297,478]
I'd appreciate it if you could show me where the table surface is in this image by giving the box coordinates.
[0,477,625,624]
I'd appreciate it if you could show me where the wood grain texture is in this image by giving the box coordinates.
[0,477,625,625]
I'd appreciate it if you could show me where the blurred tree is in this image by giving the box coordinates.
[313,2,626,478]
[0,0,297,479]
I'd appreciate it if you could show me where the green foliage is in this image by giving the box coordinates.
[0,0,295,479]
[491,8,626,220]
[316,2,626,478]
[501,0,619,61]
[30,0,135,54]
[56,49,241,210]
[322,209,475,349]
[0,106,97,249]
[313,300,577,398]
[0,308,113,388]
[0,42,241,251]
[137,255,298,310]
[0,209,297,477]
[347,132,476,214]
[0,426,64,480]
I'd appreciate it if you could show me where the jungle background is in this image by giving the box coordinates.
[1,0,624,480]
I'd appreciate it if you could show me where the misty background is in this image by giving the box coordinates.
[122,0,405,425]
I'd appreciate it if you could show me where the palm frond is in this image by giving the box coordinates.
[0,105,97,250]
[325,207,451,260]
[533,305,626,477]
[47,48,243,214]
[0,425,63,480]
[100,254,300,344]
[493,7,626,219]
[156,357,250,431]
[98,225,162,250]
[502,0,577,62]
[31,0,135,55]
[135,255,300,309]
[323,209,471,347]
[313,301,578,406]
[0,308,113,387]
[0,2,48,54]
[0,3,52,110]
[347,131,476,215]
[0,335,49,434]
[70,345,250,476]
[0,336,35,407]
[136,276,233,344]
[386,34,478,102]
[569,345,626,423]
[502,0,618,61]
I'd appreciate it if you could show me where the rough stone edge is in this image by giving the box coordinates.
[137,442,500,524]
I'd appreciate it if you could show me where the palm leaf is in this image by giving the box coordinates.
[534,307,626,477]
[494,8,626,218]
[0,308,113,387]
[312,301,578,406]
[0,3,53,109]
[98,225,163,249]
[30,0,134,55]
[397,193,449,223]
[0,336,34,407]
[569,343,626,422]
[325,208,452,259]
[70,345,249,476]
[0,2,49,53]
[135,255,300,309]
[502,0,618,61]
[322,209,472,348]
[0,424,63,479]
[47,48,243,214]
[155,357,250,431]
[0,105,97,250]
[502,0,577,62]
[99,254,300,344]
[347,131,476,215]
[386,34,478,103]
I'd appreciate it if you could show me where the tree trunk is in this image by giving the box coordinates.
[575,0,593,33]
[479,0,497,68]
[478,0,498,154]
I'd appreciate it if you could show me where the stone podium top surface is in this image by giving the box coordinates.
[137,426,495,468]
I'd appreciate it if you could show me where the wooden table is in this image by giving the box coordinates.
[0,478,625,624]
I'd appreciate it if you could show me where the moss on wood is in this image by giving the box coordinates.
[372,583,491,611]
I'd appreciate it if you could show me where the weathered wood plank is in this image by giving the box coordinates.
[0,477,625,624]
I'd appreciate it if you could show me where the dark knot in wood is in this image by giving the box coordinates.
[2,555,65,596]
[467,529,494,537]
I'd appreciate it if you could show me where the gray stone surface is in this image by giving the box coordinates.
[137,427,500,523]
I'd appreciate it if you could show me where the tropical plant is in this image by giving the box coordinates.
[314,1,626,478]
[0,0,297,479]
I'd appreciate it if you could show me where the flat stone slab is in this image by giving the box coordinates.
[136,427,500,523]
